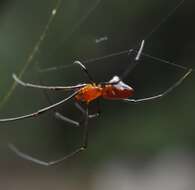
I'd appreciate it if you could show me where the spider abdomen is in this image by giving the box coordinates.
[102,75,134,99]
[102,85,134,99]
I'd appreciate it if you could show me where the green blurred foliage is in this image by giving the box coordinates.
[0,0,194,168]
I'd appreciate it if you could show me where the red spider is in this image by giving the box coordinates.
[0,40,192,166]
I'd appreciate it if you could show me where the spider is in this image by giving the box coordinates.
[0,40,192,166]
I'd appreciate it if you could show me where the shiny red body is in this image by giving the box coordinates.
[75,76,134,103]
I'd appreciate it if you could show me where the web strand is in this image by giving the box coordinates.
[0,0,62,109]
[144,0,185,41]
[38,48,192,73]
[0,0,187,109]
[0,0,102,109]
[37,0,188,74]
[53,0,102,53]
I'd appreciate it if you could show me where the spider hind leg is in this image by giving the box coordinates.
[8,107,90,166]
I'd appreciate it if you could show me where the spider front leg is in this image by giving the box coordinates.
[123,68,192,103]
[8,107,90,166]
[12,73,87,90]
[0,91,79,122]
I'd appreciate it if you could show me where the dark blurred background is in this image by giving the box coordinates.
[0,0,194,189]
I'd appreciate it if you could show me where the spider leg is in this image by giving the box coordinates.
[8,107,89,166]
[36,78,80,127]
[74,102,100,118]
[74,102,86,114]
[119,40,145,82]
[54,101,100,126]
[54,112,80,127]
[0,91,79,122]
[101,40,145,86]
[123,68,192,103]
[38,78,98,126]
[13,73,86,90]
[73,60,95,82]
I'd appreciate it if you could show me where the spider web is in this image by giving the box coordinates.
[0,0,102,109]
[0,0,186,109]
